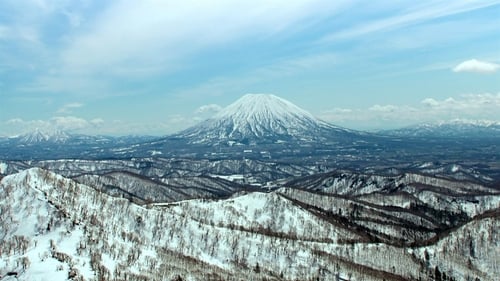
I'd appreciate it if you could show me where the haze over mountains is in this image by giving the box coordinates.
[3,94,499,145]
[1,94,498,160]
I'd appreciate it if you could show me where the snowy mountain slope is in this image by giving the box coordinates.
[286,171,499,197]
[0,168,268,280]
[73,171,252,204]
[177,94,360,144]
[286,171,500,218]
[18,129,71,144]
[1,168,498,281]
[419,215,500,281]
[277,185,500,247]
[381,119,500,138]
[166,191,362,243]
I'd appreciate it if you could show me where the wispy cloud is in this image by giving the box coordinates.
[452,59,500,74]
[60,1,344,77]
[319,1,500,43]
[369,104,399,112]
[11,0,347,98]
[195,104,222,115]
[57,102,84,113]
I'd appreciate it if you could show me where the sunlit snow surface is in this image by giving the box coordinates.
[0,169,93,280]
[1,168,499,281]
[0,162,7,174]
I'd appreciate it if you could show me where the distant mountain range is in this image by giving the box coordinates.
[0,130,158,160]
[1,130,157,146]
[3,97,499,146]
[0,95,498,160]
[381,119,500,138]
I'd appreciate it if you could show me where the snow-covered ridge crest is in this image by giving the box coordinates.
[2,168,499,280]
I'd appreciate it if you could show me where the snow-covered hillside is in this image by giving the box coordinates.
[1,168,498,281]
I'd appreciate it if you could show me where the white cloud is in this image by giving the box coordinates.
[323,108,352,114]
[452,59,500,74]
[421,98,439,107]
[3,115,190,136]
[319,93,500,130]
[420,93,500,111]
[5,118,49,132]
[192,104,224,123]
[369,104,398,112]
[318,108,355,123]
[57,102,84,113]
[6,118,24,125]
[90,118,104,126]
[195,104,222,115]
[50,116,92,130]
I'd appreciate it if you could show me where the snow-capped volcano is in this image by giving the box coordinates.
[178,94,355,144]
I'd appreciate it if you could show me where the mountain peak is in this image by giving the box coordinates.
[19,128,71,144]
[214,94,317,122]
[178,94,353,144]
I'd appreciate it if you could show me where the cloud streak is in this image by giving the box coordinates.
[57,102,84,113]
[60,1,344,76]
[195,104,222,115]
[319,0,500,43]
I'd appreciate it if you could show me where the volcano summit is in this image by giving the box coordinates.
[177,94,358,145]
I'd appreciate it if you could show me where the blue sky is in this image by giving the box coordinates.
[1,0,499,136]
